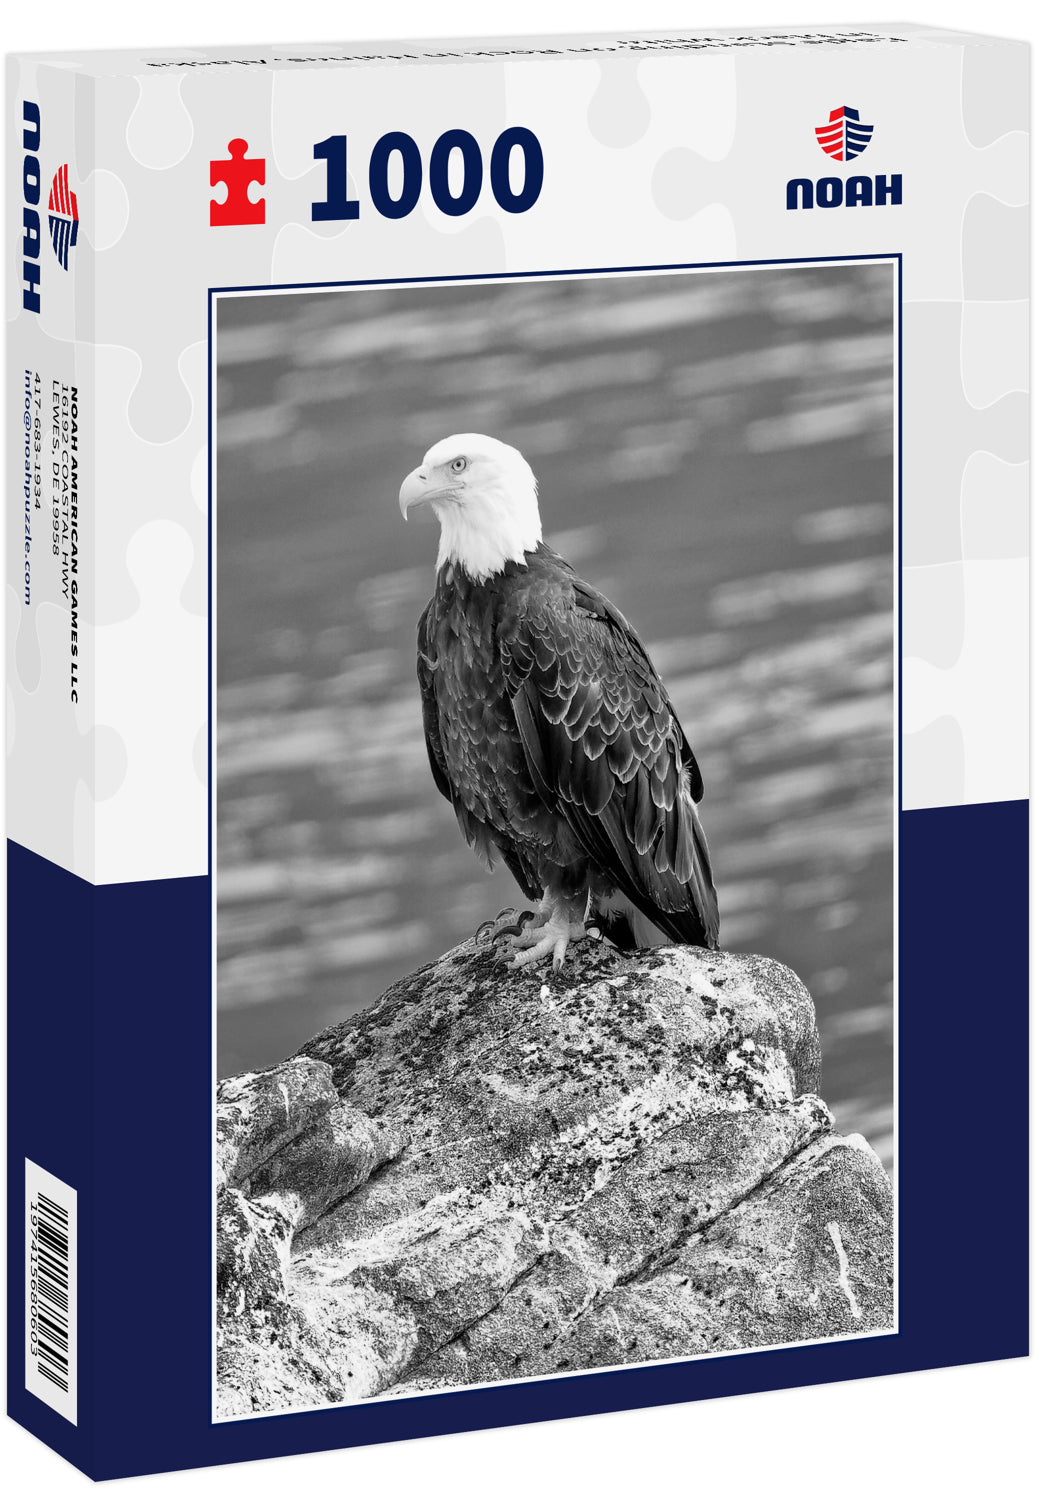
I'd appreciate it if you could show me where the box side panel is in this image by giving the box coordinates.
[6,58,98,1478]
[6,843,96,1475]
[9,27,1028,80]
[6,61,96,881]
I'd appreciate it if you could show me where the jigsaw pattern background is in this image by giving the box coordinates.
[901,40,1028,808]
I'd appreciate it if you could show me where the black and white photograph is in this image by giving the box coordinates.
[214,263,896,1416]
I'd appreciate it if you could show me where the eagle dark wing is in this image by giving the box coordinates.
[417,598,540,899]
[500,565,719,948]
[417,601,452,802]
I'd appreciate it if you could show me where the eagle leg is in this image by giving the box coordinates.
[507,893,588,972]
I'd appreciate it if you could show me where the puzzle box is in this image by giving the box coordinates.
[6,22,1029,1480]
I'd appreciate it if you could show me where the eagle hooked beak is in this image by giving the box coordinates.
[399,466,462,520]
[399,466,429,519]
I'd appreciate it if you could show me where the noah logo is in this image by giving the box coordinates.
[787,103,901,210]
[815,105,874,163]
[20,101,42,313]
[47,164,79,270]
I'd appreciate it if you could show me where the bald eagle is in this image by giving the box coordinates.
[400,433,719,969]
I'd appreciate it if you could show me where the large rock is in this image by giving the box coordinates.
[216,935,892,1416]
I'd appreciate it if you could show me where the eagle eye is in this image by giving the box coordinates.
[449,456,468,474]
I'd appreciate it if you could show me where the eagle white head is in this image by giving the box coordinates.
[399,433,543,582]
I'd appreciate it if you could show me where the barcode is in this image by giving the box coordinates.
[25,1159,77,1425]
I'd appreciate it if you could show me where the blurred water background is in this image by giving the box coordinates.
[216,265,894,1171]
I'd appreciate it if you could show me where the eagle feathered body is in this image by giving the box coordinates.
[418,541,719,949]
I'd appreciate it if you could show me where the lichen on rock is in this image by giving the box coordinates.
[215,935,892,1416]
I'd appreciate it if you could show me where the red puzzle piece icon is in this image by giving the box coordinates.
[210,139,265,227]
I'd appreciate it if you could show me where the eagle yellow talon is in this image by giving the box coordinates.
[507,915,587,970]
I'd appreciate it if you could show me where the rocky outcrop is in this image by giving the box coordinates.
[216,932,892,1416]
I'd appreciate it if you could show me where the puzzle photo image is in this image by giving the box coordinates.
[214,262,896,1412]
